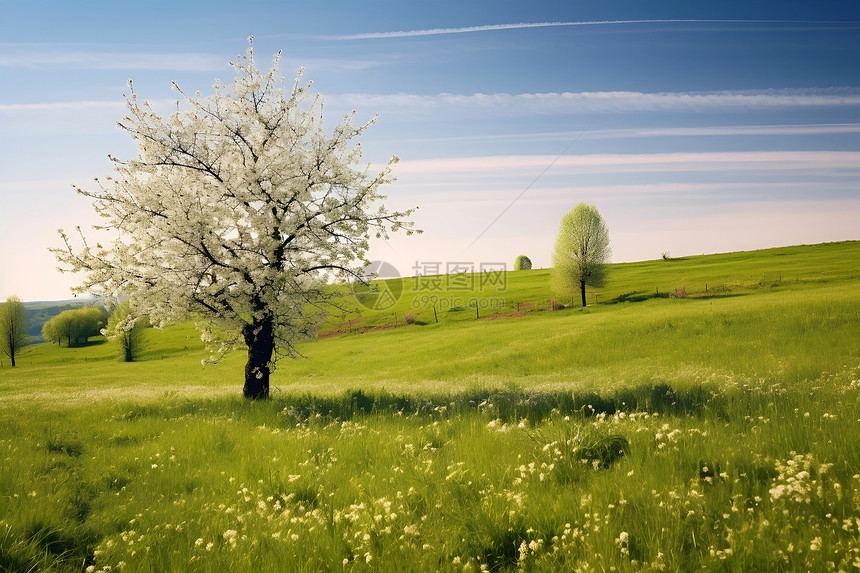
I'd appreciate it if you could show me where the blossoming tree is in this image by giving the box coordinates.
[54,40,417,398]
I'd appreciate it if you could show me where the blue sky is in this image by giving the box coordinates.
[1,1,859,301]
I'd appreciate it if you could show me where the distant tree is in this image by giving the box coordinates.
[0,296,29,367]
[41,307,107,347]
[43,310,71,346]
[104,300,147,362]
[53,40,417,399]
[552,203,611,307]
[41,319,59,345]
[514,255,532,271]
[26,302,90,341]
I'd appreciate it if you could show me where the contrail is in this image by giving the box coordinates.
[324,19,852,40]
[464,114,602,252]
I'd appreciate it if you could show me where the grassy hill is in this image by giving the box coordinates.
[1,241,859,572]
[6,241,857,400]
[319,240,860,332]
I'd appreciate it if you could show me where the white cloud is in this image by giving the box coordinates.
[328,89,860,116]
[0,50,225,71]
[584,123,860,139]
[391,123,860,145]
[405,181,860,206]
[396,151,860,176]
[0,101,126,112]
[5,91,855,119]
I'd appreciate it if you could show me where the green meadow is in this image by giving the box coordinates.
[2,241,860,571]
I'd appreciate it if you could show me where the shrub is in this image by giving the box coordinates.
[573,433,630,469]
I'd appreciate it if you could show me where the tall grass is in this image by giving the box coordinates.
[3,376,860,571]
[1,241,859,571]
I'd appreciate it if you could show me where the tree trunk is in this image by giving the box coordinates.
[243,318,274,399]
[123,333,133,362]
[580,280,587,308]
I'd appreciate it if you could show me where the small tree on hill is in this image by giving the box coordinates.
[552,203,611,307]
[514,255,532,271]
[104,300,148,362]
[0,296,29,367]
[53,40,417,398]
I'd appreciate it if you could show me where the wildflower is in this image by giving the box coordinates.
[518,540,530,562]
[615,531,630,557]
[222,529,238,546]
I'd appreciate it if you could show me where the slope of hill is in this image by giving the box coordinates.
[4,240,858,401]
[318,240,860,334]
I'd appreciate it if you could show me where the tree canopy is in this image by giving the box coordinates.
[552,204,611,307]
[54,40,417,398]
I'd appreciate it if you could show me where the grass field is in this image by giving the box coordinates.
[1,241,859,571]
